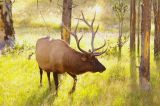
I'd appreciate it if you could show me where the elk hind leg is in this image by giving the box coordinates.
[47,72,51,90]
[68,73,77,94]
[39,66,43,87]
[53,72,59,96]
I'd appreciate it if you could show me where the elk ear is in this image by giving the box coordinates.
[81,55,87,61]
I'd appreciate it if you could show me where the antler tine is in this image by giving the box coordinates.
[62,21,79,42]
[93,40,108,56]
[95,25,99,34]
[91,24,99,51]
[74,19,79,33]
[81,11,91,28]
[77,34,88,54]
[91,12,96,26]
[73,19,79,41]
[93,48,107,56]
[62,21,89,54]
[93,40,106,52]
[74,20,88,54]
[91,32,95,52]
[62,23,75,36]
[90,14,99,53]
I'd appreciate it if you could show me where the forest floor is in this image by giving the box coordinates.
[0,27,160,106]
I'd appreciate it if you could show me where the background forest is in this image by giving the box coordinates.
[0,0,159,106]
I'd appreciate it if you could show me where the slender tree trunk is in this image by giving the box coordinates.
[0,0,15,50]
[130,0,136,88]
[137,0,141,59]
[61,0,72,44]
[139,0,151,91]
[0,4,5,49]
[118,20,122,61]
[153,0,160,60]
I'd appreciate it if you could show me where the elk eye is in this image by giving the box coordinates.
[90,60,94,63]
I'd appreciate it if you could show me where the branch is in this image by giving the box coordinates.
[57,0,62,7]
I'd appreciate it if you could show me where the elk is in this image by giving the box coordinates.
[35,12,106,95]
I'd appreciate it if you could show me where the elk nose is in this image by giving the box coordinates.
[100,66,106,72]
[103,67,106,71]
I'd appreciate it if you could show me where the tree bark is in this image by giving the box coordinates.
[0,0,15,50]
[153,0,160,60]
[139,0,151,91]
[61,0,72,44]
[130,0,136,89]
[137,0,141,59]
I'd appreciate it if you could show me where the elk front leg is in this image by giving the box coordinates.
[53,72,59,96]
[39,66,43,87]
[68,73,77,94]
[47,72,51,90]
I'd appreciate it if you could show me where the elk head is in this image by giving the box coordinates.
[63,11,107,73]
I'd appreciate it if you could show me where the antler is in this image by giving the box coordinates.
[78,11,107,56]
[62,20,88,54]
[62,11,107,56]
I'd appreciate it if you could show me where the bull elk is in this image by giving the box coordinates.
[35,11,107,95]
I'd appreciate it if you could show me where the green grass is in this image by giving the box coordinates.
[0,27,160,106]
[0,0,159,105]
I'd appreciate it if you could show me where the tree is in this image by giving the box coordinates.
[0,0,15,50]
[139,0,151,90]
[113,0,128,61]
[153,0,160,60]
[137,0,141,59]
[130,0,136,87]
[61,0,72,44]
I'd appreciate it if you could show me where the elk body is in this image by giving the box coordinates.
[36,12,106,95]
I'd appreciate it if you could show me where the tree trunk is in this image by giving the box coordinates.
[0,0,15,50]
[118,20,123,61]
[130,0,136,88]
[61,0,72,44]
[139,0,151,91]
[153,0,160,60]
[137,0,141,60]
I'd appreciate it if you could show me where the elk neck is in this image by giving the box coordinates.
[63,48,89,75]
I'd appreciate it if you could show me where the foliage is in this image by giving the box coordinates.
[1,41,34,56]
[112,0,128,22]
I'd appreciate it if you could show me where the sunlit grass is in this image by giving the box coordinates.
[0,0,159,105]
[0,27,160,106]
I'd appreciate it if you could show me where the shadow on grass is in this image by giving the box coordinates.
[129,62,139,106]
[128,72,154,106]
[68,94,75,105]
[25,87,56,106]
[140,90,154,106]
[128,88,155,106]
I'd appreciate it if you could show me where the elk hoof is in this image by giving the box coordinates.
[49,87,52,91]
[54,91,58,96]
[68,90,74,95]
[39,84,42,88]
[55,92,58,96]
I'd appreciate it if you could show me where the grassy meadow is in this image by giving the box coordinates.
[0,0,160,106]
[1,28,160,106]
